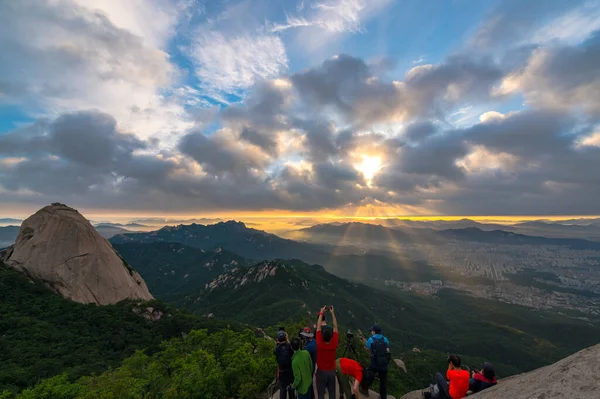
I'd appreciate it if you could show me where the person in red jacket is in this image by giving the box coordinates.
[424,354,470,399]
[316,305,339,399]
[335,357,374,399]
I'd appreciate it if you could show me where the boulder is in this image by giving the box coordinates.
[0,203,153,305]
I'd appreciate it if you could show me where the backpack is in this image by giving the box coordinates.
[370,337,389,367]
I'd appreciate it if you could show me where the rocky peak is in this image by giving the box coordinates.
[204,260,283,291]
[0,203,153,305]
[216,220,247,230]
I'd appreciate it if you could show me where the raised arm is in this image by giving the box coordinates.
[330,305,338,333]
[316,305,327,332]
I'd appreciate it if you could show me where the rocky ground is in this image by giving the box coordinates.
[401,343,600,399]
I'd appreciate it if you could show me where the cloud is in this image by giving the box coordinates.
[3,1,600,217]
[528,2,600,45]
[190,30,288,97]
[470,0,590,49]
[178,128,272,178]
[290,54,503,127]
[502,31,600,116]
[270,0,392,52]
[0,0,194,149]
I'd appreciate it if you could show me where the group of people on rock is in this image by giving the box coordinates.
[423,355,498,399]
[274,305,497,399]
[273,305,391,399]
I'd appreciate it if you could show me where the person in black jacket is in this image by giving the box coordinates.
[274,330,295,399]
[469,362,497,394]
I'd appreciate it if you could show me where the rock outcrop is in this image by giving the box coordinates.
[401,343,600,399]
[0,203,153,305]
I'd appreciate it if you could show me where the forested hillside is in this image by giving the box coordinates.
[0,262,239,394]
[112,242,249,303]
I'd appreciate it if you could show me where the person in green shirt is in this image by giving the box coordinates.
[291,337,314,399]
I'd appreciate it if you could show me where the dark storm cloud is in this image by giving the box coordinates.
[0,110,145,168]
[313,162,361,188]
[178,130,269,177]
[402,121,438,143]
[291,119,338,162]
[465,110,575,156]
[0,110,165,197]
[240,127,278,153]
[50,112,146,167]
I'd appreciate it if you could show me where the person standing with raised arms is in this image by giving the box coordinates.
[315,305,339,399]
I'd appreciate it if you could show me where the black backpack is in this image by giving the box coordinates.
[371,337,389,367]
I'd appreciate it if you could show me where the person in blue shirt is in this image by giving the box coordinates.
[300,326,317,399]
[365,324,390,399]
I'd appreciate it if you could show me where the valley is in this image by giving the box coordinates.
[287,223,600,316]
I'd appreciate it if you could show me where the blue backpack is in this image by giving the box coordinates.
[371,337,389,367]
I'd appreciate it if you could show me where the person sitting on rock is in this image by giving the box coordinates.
[334,357,374,399]
[469,362,497,394]
[424,354,470,399]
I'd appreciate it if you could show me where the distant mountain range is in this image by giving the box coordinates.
[373,218,600,241]
[95,222,148,228]
[0,218,22,225]
[0,226,20,249]
[298,222,600,250]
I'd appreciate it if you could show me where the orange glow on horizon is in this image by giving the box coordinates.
[3,202,599,234]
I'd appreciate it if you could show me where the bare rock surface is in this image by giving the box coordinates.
[401,343,600,399]
[0,203,153,305]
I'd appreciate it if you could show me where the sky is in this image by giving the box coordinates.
[1,0,600,221]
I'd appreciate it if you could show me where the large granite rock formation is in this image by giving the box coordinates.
[401,343,600,399]
[0,203,153,305]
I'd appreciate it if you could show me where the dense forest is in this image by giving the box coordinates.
[0,263,241,395]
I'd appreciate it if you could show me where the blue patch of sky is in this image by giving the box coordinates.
[0,105,36,134]
[341,0,498,78]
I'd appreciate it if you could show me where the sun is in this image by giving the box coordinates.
[354,155,382,183]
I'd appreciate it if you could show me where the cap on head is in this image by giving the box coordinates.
[276,331,287,342]
[300,326,314,338]
[370,324,382,334]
